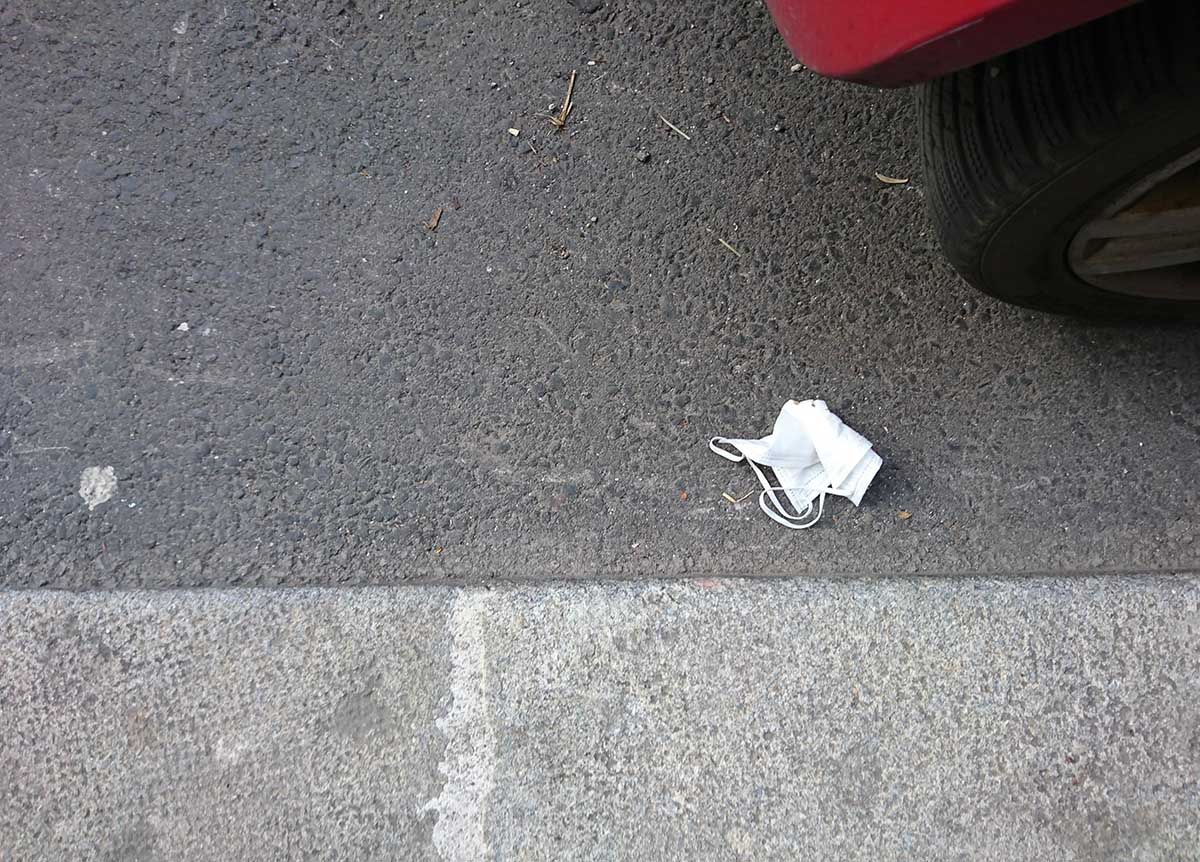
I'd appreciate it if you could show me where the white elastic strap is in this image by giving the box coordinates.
[712,438,833,528]
[741,454,805,523]
[759,488,826,530]
[708,437,744,463]
[712,438,811,521]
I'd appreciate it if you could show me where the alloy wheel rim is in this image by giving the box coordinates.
[1068,147,1200,299]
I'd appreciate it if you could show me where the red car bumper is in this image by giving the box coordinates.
[765,0,1137,86]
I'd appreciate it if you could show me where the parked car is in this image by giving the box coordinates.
[765,0,1200,318]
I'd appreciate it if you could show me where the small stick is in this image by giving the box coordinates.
[550,70,577,129]
[563,70,576,115]
[425,207,443,231]
[657,112,691,140]
[722,490,755,505]
[717,237,742,257]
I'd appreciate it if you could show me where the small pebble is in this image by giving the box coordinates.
[634,150,650,163]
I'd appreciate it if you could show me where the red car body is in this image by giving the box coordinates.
[765,0,1138,86]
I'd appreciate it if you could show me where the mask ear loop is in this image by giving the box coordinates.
[711,438,811,522]
[759,488,825,530]
[708,437,743,463]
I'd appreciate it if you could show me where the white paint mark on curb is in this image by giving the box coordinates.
[79,466,117,511]
[422,590,496,861]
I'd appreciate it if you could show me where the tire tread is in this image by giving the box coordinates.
[917,0,1200,316]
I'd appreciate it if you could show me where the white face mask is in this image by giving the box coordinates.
[710,399,882,529]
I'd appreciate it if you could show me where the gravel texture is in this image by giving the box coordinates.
[3,576,1198,860]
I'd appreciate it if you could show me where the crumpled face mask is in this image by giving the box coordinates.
[710,399,882,529]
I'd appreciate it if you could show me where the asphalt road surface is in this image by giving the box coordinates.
[3,0,1199,588]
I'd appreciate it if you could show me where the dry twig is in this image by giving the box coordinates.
[657,112,691,140]
[722,490,755,504]
[549,70,577,130]
[717,237,742,257]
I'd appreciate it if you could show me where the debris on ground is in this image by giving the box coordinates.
[549,70,577,130]
[897,510,912,520]
[634,149,651,163]
[79,465,118,511]
[717,237,742,257]
[425,207,443,231]
[874,172,909,184]
[710,399,882,530]
[507,127,520,136]
[657,112,691,140]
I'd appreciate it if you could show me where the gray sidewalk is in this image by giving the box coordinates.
[3,576,1198,861]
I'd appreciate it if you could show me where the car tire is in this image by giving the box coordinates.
[917,0,1200,318]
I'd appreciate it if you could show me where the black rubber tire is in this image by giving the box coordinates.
[917,0,1200,318]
